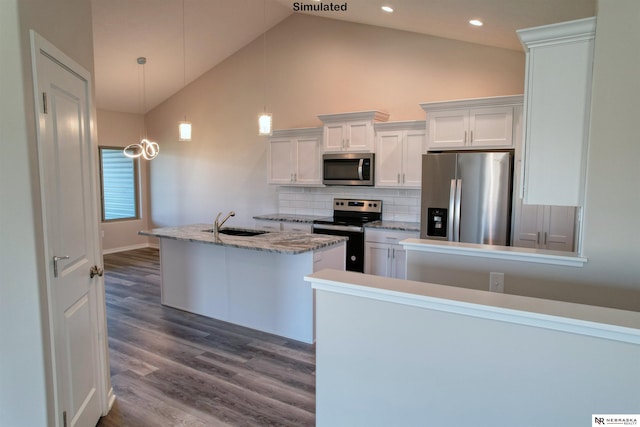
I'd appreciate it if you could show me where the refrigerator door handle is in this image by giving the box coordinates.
[448,179,456,241]
[453,179,462,242]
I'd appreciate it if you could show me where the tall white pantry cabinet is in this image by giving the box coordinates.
[517,17,596,207]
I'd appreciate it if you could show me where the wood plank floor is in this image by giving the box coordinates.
[96,248,316,426]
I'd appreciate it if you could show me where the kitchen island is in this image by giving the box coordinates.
[140,224,346,343]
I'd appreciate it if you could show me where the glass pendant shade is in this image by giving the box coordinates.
[179,121,192,141]
[258,112,272,136]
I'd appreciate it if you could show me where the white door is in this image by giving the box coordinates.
[33,33,106,426]
[543,206,576,252]
[294,135,322,185]
[403,129,425,187]
[375,131,402,187]
[364,243,391,277]
[468,106,514,148]
[427,110,469,149]
[268,137,293,184]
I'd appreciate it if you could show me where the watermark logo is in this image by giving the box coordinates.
[292,2,348,12]
[593,415,639,426]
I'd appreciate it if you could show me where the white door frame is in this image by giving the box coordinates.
[29,30,113,424]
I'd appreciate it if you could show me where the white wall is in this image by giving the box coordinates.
[145,14,524,229]
[311,274,640,426]
[0,0,96,425]
[96,109,152,252]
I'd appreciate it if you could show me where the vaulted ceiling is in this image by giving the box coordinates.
[91,0,596,114]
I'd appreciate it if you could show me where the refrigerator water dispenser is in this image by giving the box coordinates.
[427,208,447,238]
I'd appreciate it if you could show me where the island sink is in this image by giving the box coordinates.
[202,227,268,237]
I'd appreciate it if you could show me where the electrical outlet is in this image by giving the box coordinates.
[489,272,504,293]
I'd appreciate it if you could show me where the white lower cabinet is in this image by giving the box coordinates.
[513,201,576,252]
[254,220,313,233]
[281,222,313,233]
[365,229,419,279]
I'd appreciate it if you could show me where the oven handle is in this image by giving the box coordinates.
[313,224,364,233]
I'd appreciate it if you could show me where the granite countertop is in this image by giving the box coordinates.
[364,220,420,232]
[139,223,347,255]
[253,213,326,223]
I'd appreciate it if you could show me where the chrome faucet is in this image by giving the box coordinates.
[214,211,235,238]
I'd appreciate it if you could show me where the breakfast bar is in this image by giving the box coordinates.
[140,224,347,343]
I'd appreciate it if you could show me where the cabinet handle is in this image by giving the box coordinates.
[397,173,400,184]
[387,248,391,258]
[402,174,406,184]
[543,232,548,245]
[470,130,473,143]
[464,130,467,144]
[536,232,541,245]
[391,248,395,259]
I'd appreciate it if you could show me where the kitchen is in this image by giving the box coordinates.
[3,1,640,426]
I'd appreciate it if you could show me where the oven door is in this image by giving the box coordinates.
[313,224,364,272]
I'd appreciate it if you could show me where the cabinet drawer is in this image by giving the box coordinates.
[282,222,313,233]
[365,229,418,245]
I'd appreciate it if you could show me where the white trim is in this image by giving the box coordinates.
[517,17,596,50]
[305,270,640,345]
[270,127,322,138]
[374,120,425,132]
[102,242,157,255]
[318,110,390,123]
[401,238,588,267]
[420,95,524,112]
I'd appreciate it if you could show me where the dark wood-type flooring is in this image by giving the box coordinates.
[96,248,316,426]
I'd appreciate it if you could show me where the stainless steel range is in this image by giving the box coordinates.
[312,198,382,272]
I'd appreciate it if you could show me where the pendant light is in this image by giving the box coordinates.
[258,0,272,136]
[178,0,192,141]
[124,57,159,160]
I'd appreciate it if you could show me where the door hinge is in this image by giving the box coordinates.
[63,410,67,427]
[43,92,48,114]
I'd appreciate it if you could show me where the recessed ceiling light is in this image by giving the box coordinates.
[381,6,394,13]
[469,19,483,27]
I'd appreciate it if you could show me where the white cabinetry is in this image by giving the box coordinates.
[517,18,595,206]
[281,222,313,233]
[513,200,576,252]
[254,220,313,233]
[318,111,389,152]
[365,229,419,279]
[420,97,522,151]
[268,127,322,185]
[374,121,425,188]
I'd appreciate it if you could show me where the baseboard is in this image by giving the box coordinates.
[103,242,157,254]
[106,387,116,414]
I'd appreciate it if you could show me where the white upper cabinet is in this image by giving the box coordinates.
[420,96,522,151]
[267,127,323,186]
[374,121,425,188]
[318,110,389,152]
[518,17,596,206]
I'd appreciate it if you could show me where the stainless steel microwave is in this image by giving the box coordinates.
[322,153,374,186]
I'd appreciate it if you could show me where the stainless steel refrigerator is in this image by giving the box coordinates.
[420,151,513,245]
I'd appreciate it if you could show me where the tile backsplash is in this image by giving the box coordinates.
[277,186,421,222]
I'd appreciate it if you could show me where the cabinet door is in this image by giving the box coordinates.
[345,121,372,151]
[390,246,407,279]
[469,106,513,148]
[324,123,345,152]
[513,201,544,248]
[543,206,576,252]
[427,110,468,149]
[364,243,391,277]
[268,138,293,184]
[522,33,594,206]
[402,129,425,187]
[375,131,402,187]
[294,136,322,185]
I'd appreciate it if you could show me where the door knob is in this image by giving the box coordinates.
[53,255,70,278]
[89,265,104,279]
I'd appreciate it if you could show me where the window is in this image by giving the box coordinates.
[99,147,140,221]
